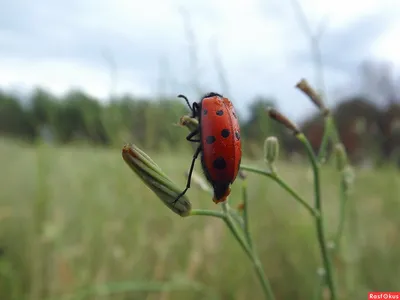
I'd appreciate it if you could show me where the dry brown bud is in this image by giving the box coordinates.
[267,108,300,135]
[296,79,329,115]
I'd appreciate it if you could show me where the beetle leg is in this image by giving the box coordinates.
[192,102,200,118]
[186,128,200,143]
[173,145,201,205]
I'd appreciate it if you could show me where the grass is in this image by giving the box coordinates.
[0,139,399,300]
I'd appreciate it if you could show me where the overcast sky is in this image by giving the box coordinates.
[0,0,399,122]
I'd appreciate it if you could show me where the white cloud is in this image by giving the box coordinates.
[372,23,400,63]
[0,57,151,99]
[0,0,399,122]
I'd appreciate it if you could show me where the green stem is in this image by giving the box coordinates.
[241,180,253,249]
[317,115,333,163]
[221,203,275,300]
[312,272,325,300]
[333,176,348,251]
[221,203,253,258]
[190,209,225,219]
[191,204,275,299]
[240,165,319,218]
[297,133,336,300]
[329,120,340,144]
[227,206,245,230]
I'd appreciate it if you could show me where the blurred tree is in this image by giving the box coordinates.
[0,91,35,140]
[357,60,399,106]
[242,97,280,141]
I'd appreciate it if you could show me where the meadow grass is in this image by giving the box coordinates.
[0,139,399,300]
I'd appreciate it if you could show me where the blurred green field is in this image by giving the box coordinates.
[0,139,399,300]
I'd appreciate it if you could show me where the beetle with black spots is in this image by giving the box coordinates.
[174,92,242,205]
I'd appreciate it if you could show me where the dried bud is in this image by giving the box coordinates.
[264,136,279,165]
[122,144,192,217]
[180,115,200,151]
[334,143,348,172]
[180,115,199,133]
[267,108,300,135]
[296,79,329,115]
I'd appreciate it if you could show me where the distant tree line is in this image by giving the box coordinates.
[0,87,287,155]
[1,60,400,166]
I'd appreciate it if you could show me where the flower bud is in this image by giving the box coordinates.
[267,108,300,135]
[296,79,329,116]
[180,115,199,133]
[264,136,279,165]
[122,144,192,217]
[334,143,348,172]
[179,115,200,150]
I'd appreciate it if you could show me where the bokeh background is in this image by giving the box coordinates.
[0,0,399,299]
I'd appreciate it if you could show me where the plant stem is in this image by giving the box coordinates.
[191,203,275,299]
[227,205,245,230]
[222,203,275,300]
[333,176,348,251]
[297,133,336,300]
[221,203,253,258]
[317,115,333,163]
[190,209,225,219]
[240,165,319,218]
[241,180,253,248]
[312,272,325,300]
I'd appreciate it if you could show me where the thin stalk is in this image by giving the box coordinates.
[221,203,253,259]
[240,165,319,218]
[221,203,275,300]
[333,177,348,251]
[329,119,340,144]
[297,133,336,300]
[227,205,245,230]
[190,209,225,219]
[312,272,325,300]
[191,202,275,299]
[241,180,253,249]
[318,115,333,163]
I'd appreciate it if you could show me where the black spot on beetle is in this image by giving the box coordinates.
[216,110,224,116]
[221,129,230,138]
[213,157,226,170]
[206,136,216,144]
[203,109,208,115]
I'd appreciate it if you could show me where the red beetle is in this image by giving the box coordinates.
[174,92,242,204]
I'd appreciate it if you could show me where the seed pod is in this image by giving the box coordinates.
[180,115,199,134]
[267,108,300,135]
[122,144,192,217]
[264,136,279,165]
[296,79,329,116]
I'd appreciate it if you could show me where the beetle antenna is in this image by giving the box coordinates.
[178,94,192,112]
